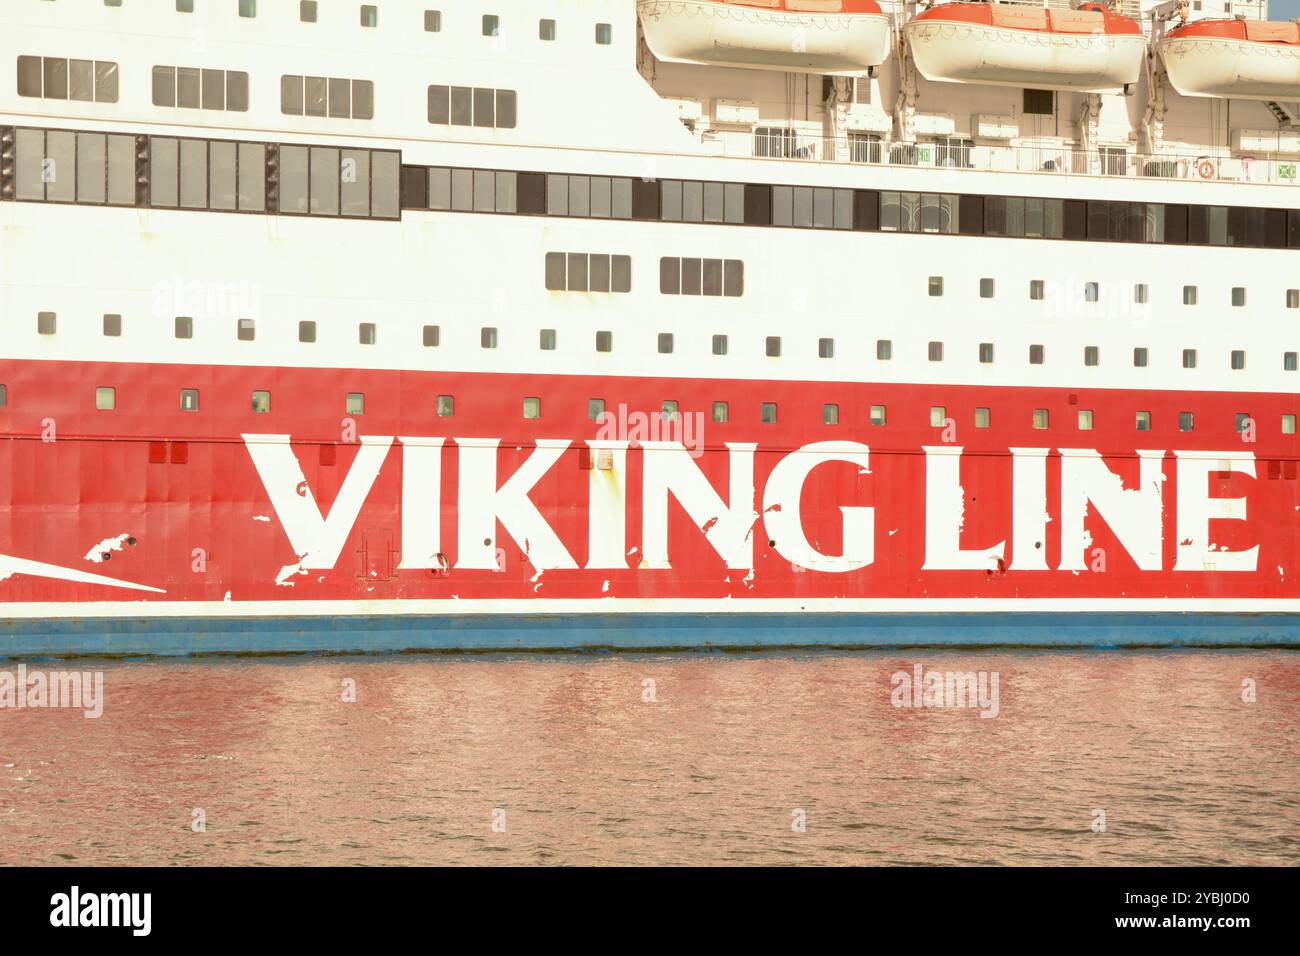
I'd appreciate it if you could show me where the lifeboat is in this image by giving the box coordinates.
[904,2,1145,92]
[636,0,892,75]
[1159,19,1300,101]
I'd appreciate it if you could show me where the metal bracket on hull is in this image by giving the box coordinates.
[894,4,919,144]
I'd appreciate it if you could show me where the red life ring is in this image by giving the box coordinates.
[1198,159,1216,179]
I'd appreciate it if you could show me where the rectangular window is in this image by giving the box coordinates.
[299,320,316,343]
[596,23,612,45]
[360,5,378,27]
[481,327,498,349]
[358,322,376,345]
[1084,282,1099,303]
[712,334,728,356]
[818,338,834,359]
[102,313,121,337]
[662,401,679,423]
[483,14,500,36]
[539,19,556,40]
[928,276,944,297]
[765,336,781,358]
[150,137,179,207]
[1136,411,1151,431]
[974,408,990,429]
[1134,284,1148,304]
[760,403,778,425]
[523,398,541,420]
[979,278,995,299]
[37,311,57,335]
[1286,352,1298,372]
[1234,412,1252,433]
[1231,287,1246,307]
[347,393,365,415]
[1029,280,1044,301]
[1133,347,1148,368]
[1078,410,1094,430]
[423,325,440,347]
[928,341,943,362]
[876,340,892,361]
[237,318,256,341]
[596,331,612,352]
[279,145,309,214]
[657,333,673,354]
[1182,349,1197,369]
[1084,346,1099,367]
[823,404,839,426]
[1032,409,1049,430]
[1283,415,1297,435]
[1288,289,1299,309]
[95,387,116,411]
[311,146,339,215]
[870,405,887,426]
[1183,285,1198,306]
[979,343,994,364]
[1231,349,1245,371]
[180,388,199,412]
[539,329,556,350]
[1023,89,1054,115]
[930,406,946,428]
[239,0,257,17]
[301,1,318,21]
[175,316,193,339]
[1178,412,1194,432]
[437,395,454,417]
[1029,344,1044,365]
[425,10,441,31]
[588,399,606,421]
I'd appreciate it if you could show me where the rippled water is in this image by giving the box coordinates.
[1,651,1296,865]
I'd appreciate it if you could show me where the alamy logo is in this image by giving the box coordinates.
[0,665,104,718]
[49,886,151,936]
[890,664,1000,718]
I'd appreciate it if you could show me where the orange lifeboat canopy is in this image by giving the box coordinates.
[904,2,1145,92]
[637,0,892,75]
[1160,18,1300,101]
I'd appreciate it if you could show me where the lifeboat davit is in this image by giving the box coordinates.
[904,2,1145,92]
[1159,19,1300,101]
[637,0,892,75]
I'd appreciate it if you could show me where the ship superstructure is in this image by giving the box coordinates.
[0,0,1297,653]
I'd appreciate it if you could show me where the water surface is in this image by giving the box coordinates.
[1,651,1295,865]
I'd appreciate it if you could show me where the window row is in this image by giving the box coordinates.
[926,276,1295,309]
[658,258,744,297]
[544,253,632,294]
[151,66,248,112]
[25,310,1300,373]
[17,56,119,103]
[397,163,1300,249]
[281,75,374,120]
[5,128,400,219]
[6,380,1294,438]
[427,86,517,130]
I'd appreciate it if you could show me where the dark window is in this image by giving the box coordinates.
[659,257,680,295]
[102,313,121,336]
[423,325,440,347]
[657,333,673,354]
[1023,89,1054,115]
[712,335,728,356]
[425,10,441,31]
[766,336,781,358]
[299,321,316,343]
[301,1,317,22]
[819,338,834,359]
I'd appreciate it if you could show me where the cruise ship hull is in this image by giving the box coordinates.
[2,358,1296,654]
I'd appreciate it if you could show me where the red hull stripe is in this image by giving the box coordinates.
[1,358,1298,606]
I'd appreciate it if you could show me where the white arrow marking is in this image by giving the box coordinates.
[0,553,165,593]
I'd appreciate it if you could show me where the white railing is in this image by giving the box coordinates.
[695,129,1300,187]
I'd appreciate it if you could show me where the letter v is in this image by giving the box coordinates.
[243,435,393,569]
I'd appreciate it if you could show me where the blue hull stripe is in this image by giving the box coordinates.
[0,612,1296,657]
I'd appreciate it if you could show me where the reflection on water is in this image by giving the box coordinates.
[0,651,1296,865]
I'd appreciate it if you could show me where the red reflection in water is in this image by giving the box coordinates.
[0,651,1295,865]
